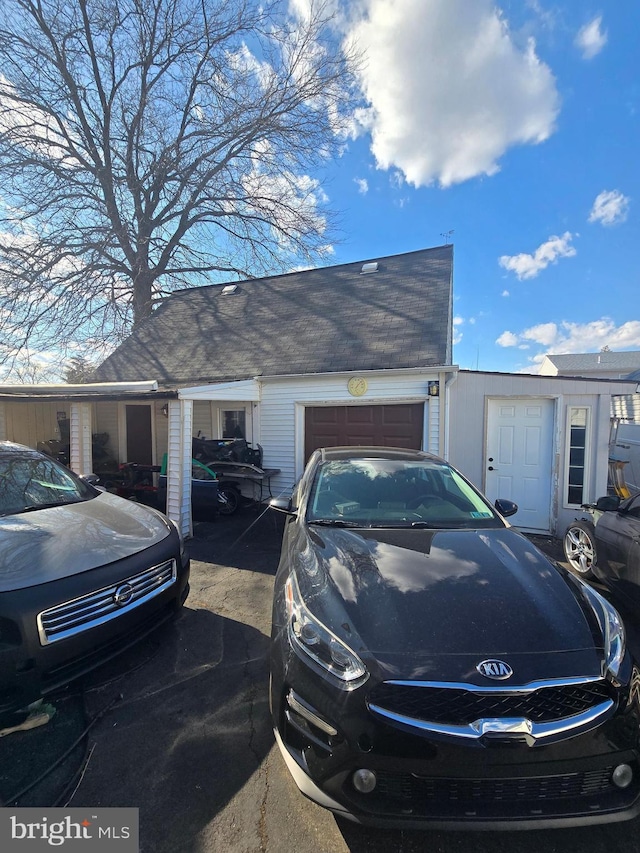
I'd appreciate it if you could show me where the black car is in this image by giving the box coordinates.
[0,442,190,725]
[270,447,640,829]
[564,493,640,603]
[157,457,234,516]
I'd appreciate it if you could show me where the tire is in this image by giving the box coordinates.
[218,485,240,516]
[563,520,597,578]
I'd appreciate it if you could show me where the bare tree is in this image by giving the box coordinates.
[0,0,357,376]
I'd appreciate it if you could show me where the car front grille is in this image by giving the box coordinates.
[37,559,177,645]
[368,679,613,725]
[375,767,616,804]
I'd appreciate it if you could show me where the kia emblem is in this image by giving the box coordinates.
[476,659,513,680]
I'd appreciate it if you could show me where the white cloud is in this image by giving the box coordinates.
[344,0,559,187]
[499,232,576,280]
[496,319,640,359]
[354,177,369,194]
[502,289,510,297]
[0,75,82,167]
[589,189,630,226]
[496,331,519,347]
[575,16,607,60]
[453,315,464,345]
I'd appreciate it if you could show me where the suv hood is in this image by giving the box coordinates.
[0,491,171,591]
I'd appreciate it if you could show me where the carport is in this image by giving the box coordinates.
[0,378,261,538]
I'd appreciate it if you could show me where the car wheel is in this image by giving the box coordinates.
[563,520,597,578]
[218,485,240,515]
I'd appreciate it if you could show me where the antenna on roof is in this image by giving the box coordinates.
[440,230,454,245]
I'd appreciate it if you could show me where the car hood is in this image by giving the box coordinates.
[294,525,603,683]
[0,491,171,592]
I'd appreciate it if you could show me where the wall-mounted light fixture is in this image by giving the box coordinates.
[428,381,440,397]
[161,403,169,418]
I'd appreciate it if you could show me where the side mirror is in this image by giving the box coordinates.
[495,498,518,518]
[270,496,297,515]
[595,495,621,513]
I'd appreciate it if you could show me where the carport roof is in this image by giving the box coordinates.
[0,381,178,402]
[94,245,453,387]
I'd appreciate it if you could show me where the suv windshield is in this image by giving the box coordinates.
[306,457,502,529]
[0,453,96,516]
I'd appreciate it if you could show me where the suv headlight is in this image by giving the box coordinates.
[167,516,188,563]
[579,580,625,679]
[285,575,368,689]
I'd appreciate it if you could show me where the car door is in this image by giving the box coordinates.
[595,494,640,603]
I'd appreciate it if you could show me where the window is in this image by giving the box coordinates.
[222,409,246,439]
[566,407,590,506]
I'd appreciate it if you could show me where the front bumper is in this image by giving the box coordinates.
[0,536,189,721]
[271,652,640,829]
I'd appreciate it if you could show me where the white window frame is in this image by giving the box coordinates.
[564,405,592,508]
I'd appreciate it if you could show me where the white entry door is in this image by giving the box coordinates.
[485,399,554,532]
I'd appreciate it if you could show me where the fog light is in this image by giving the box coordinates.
[352,768,377,794]
[612,764,633,789]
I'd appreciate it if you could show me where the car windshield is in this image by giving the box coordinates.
[306,457,502,529]
[0,453,95,516]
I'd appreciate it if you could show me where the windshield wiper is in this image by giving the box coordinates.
[309,518,361,528]
[16,500,83,514]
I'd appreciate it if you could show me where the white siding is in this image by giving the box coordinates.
[448,371,632,535]
[612,393,640,422]
[260,372,439,495]
[69,403,92,475]
[166,399,193,538]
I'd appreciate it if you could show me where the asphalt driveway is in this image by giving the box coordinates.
[2,509,640,853]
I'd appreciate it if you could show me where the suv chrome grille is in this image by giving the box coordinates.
[38,560,177,645]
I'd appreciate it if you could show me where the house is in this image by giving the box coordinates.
[1,245,636,537]
[539,351,640,380]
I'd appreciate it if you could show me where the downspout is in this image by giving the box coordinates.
[443,370,458,462]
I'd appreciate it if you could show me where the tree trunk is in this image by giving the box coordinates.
[132,269,155,327]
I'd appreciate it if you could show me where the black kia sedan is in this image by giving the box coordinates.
[270,447,640,830]
[0,442,190,725]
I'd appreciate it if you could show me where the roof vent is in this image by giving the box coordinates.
[360,262,379,274]
[221,284,239,295]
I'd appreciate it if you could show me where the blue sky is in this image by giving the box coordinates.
[316,0,639,374]
[0,0,636,381]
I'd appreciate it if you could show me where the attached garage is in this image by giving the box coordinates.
[304,403,425,460]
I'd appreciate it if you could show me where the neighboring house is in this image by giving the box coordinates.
[538,349,640,427]
[539,351,640,380]
[1,245,636,536]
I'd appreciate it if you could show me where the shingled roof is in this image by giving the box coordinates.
[95,245,453,387]
[539,351,640,375]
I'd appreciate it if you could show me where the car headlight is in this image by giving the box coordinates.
[285,575,368,689]
[167,516,188,563]
[579,580,625,679]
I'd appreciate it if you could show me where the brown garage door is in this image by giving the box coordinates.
[304,404,424,460]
